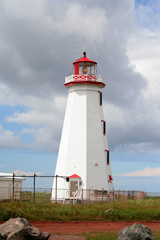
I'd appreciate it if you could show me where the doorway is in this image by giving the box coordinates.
[70,180,78,197]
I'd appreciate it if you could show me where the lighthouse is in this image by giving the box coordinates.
[51,52,114,202]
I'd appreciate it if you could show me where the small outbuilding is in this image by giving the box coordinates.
[0,172,24,200]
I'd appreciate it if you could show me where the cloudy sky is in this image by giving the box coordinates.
[0,0,160,192]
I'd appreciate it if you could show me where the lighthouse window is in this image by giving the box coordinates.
[102,121,106,135]
[90,66,95,75]
[99,91,102,105]
[105,150,110,165]
[107,151,110,165]
[80,65,88,74]
[79,62,96,75]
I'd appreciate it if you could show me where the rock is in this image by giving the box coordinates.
[117,223,155,240]
[0,217,50,240]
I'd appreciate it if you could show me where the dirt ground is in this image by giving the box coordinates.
[29,220,160,239]
[1,220,160,240]
[30,220,160,233]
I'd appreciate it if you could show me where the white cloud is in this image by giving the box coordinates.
[3,0,44,18]
[0,124,20,148]
[22,127,60,152]
[6,95,66,152]
[13,169,42,176]
[135,0,160,31]
[127,30,160,103]
[120,167,160,177]
[56,4,107,42]
[7,95,66,126]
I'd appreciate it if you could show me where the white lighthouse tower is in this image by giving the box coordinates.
[51,52,113,202]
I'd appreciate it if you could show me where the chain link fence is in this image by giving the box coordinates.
[0,174,152,203]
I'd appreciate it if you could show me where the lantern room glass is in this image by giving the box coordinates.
[79,62,97,75]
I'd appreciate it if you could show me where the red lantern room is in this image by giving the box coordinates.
[73,52,97,75]
[65,52,105,87]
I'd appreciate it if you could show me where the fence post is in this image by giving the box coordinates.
[12,173,15,201]
[33,174,36,203]
[55,175,58,202]
[81,188,83,204]
[43,190,46,202]
[102,188,104,202]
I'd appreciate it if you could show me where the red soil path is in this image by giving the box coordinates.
[1,220,160,239]
[29,220,160,234]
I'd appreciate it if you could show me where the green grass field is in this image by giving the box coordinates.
[1,199,160,239]
[0,198,160,221]
[82,231,118,240]
[84,231,160,240]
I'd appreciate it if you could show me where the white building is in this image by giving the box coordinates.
[0,173,24,200]
[51,52,114,202]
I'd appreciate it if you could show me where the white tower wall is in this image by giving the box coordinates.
[52,83,113,200]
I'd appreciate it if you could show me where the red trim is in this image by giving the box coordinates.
[73,52,97,64]
[105,149,109,152]
[74,63,79,74]
[73,57,97,64]
[65,81,105,88]
[109,175,113,181]
[73,74,97,81]
[69,174,80,178]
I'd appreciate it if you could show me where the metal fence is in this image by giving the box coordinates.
[0,187,146,203]
[0,174,54,202]
[53,188,115,204]
[114,190,145,201]
[145,192,160,198]
[0,174,155,203]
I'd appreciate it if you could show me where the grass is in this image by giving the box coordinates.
[20,191,51,202]
[84,231,160,240]
[83,231,160,240]
[0,199,160,221]
[1,200,160,239]
[84,231,117,240]
[51,231,160,240]
[153,231,160,240]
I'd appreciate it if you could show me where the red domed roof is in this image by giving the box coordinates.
[73,52,97,64]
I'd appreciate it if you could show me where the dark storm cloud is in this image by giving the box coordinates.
[0,0,146,104]
[0,0,159,154]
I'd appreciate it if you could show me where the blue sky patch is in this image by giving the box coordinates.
[0,104,33,132]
